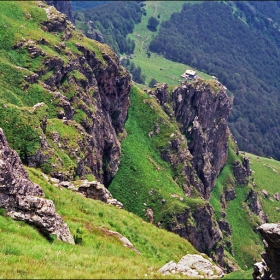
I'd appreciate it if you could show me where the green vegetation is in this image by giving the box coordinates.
[210,137,264,270]
[243,152,280,222]
[127,1,210,87]
[0,166,198,278]
[147,16,160,32]
[210,137,280,273]
[76,1,143,55]
[0,1,112,171]
[149,1,280,160]
[226,186,263,269]
[109,85,205,229]
[71,1,108,11]
[223,270,253,280]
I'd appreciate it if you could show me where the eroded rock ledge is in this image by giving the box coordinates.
[253,223,280,280]
[153,81,231,199]
[0,128,74,244]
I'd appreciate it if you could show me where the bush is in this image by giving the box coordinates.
[147,16,159,32]
[149,78,158,87]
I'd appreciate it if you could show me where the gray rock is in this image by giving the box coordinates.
[261,189,268,198]
[100,228,140,255]
[154,81,231,200]
[45,1,73,23]
[233,160,249,185]
[254,223,280,279]
[0,128,74,244]
[158,261,177,275]
[274,192,280,201]
[77,180,123,208]
[42,6,68,32]
[158,254,224,278]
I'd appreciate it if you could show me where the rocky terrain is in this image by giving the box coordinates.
[0,128,74,243]
[4,1,131,185]
[1,1,280,279]
[253,223,280,280]
[153,81,231,199]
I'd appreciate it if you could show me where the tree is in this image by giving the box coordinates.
[149,78,158,87]
[147,16,159,31]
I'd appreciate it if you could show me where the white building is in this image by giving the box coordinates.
[182,70,197,80]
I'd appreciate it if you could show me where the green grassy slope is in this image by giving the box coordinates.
[126,1,210,87]
[0,2,210,278]
[0,166,198,279]
[243,152,280,222]
[109,85,205,226]
[210,140,280,278]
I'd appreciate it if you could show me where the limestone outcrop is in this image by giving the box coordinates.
[151,81,231,268]
[154,81,231,199]
[77,180,123,208]
[233,157,251,185]
[168,203,223,253]
[159,254,224,278]
[253,223,280,280]
[13,2,131,185]
[0,128,74,244]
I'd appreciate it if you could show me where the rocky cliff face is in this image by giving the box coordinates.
[169,203,223,253]
[149,81,232,269]
[154,80,231,199]
[0,128,74,244]
[11,2,131,185]
[253,223,280,280]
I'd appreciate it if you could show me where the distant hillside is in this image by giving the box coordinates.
[149,1,280,160]
[71,1,108,11]
[73,1,143,55]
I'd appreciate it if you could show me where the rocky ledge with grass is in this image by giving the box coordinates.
[9,1,131,185]
[153,81,231,200]
[0,128,74,244]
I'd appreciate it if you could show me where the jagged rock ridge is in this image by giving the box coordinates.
[145,81,232,269]
[0,128,74,244]
[153,81,231,199]
[12,2,131,185]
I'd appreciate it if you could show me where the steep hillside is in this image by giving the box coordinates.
[0,1,130,185]
[1,1,280,279]
[109,80,239,270]
[0,1,225,278]
[0,159,201,279]
[210,139,280,275]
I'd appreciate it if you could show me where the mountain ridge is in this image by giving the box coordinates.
[0,1,280,279]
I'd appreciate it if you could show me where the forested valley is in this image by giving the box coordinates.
[74,1,144,55]
[149,1,280,160]
[73,1,280,160]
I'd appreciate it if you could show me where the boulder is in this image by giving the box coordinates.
[99,227,141,255]
[0,128,74,244]
[233,160,249,185]
[77,180,123,208]
[158,254,224,278]
[253,223,280,279]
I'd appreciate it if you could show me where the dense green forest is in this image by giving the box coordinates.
[149,1,280,160]
[71,1,108,11]
[74,1,144,55]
